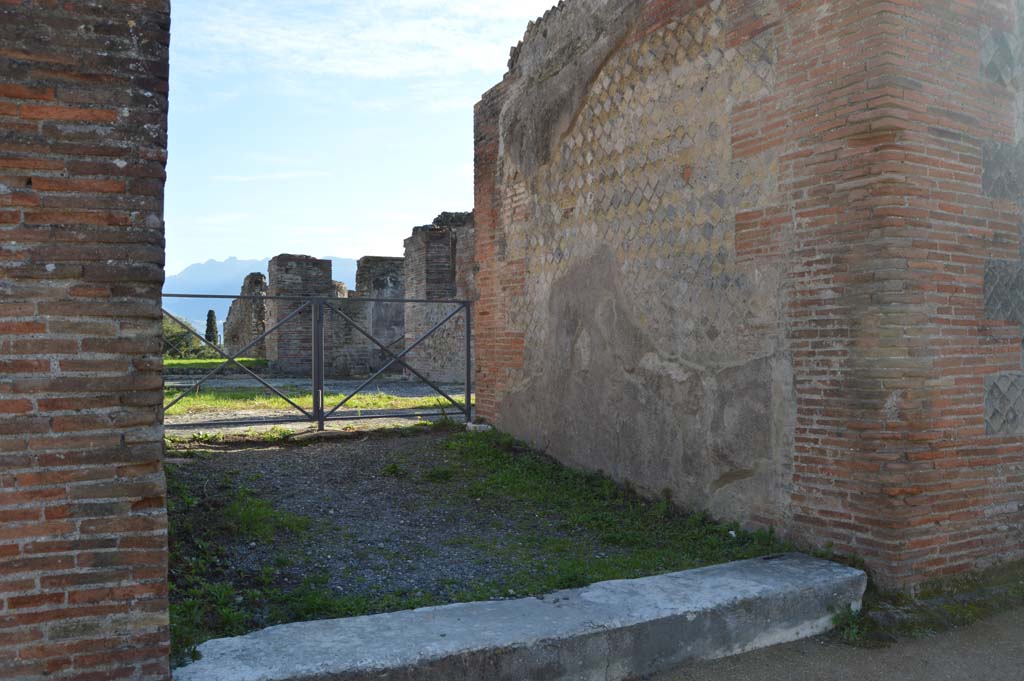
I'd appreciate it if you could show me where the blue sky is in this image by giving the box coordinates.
[165,0,556,276]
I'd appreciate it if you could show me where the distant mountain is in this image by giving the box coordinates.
[162,256,357,329]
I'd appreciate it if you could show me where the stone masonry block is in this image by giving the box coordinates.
[987,372,1024,436]
[985,259,1024,325]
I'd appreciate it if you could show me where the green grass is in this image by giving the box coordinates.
[433,431,790,591]
[381,462,409,478]
[224,489,310,542]
[167,471,316,665]
[164,357,269,372]
[167,430,791,666]
[164,386,469,415]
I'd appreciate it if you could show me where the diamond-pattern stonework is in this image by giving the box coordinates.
[503,1,782,368]
[981,25,1019,87]
[983,141,1024,204]
[985,259,1024,325]
[987,372,1024,436]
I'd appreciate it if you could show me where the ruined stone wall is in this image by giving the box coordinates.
[0,1,171,677]
[475,0,1024,588]
[352,256,405,347]
[223,273,268,358]
[265,255,333,376]
[258,255,405,379]
[404,213,475,385]
[327,256,405,377]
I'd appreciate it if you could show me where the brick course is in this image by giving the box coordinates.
[0,0,171,678]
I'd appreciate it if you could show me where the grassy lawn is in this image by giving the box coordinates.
[163,387,467,415]
[166,429,789,665]
[164,357,269,372]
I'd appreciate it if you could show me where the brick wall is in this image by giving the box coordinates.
[475,0,1024,588]
[264,255,333,377]
[330,256,405,377]
[258,254,407,379]
[403,213,475,385]
[0,1,172,678]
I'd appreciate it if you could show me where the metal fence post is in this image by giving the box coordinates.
[464,302,472,423]
[312,300,325,431]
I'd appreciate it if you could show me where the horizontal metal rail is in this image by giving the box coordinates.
[165,293,471,304]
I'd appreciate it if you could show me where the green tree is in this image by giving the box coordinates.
[205,309,219,346]
[163,315,217,359]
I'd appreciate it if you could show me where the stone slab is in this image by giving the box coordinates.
[173,554,866,681]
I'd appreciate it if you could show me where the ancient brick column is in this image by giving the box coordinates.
[0,1,172,677]
[403,213,475,384]
[264,255,334,376]
[329,256,405,377]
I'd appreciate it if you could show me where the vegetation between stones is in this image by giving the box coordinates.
[830,565,1024,646]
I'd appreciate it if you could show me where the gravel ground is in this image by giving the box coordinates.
[168,433,586,602]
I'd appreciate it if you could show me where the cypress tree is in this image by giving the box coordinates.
[204,309,219,345]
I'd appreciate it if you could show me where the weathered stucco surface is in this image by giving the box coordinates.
[484,0,790,523]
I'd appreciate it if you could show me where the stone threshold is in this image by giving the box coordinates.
[173,553,866,681]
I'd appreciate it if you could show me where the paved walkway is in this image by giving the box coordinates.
[650,607,1024,681]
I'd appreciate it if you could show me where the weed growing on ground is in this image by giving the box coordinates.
[423,465,456,482]
[436,430,791,593]
[832,606,870,643]
[223,488,310,542]
[381,462,408,478]
[167,469,314,665]
[855,562,1024,642]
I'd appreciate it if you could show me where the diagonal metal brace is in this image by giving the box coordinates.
[162,303,313,418]
[322,301,468,417]
[322,303,467,419]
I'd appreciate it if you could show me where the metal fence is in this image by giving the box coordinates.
[162,293,472,431]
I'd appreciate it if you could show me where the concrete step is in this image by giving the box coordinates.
[173,554,866,681]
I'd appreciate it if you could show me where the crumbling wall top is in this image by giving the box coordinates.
[492,0,646,175]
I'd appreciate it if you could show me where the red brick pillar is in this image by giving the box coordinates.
[473,82,526,422]
[0,2,172,678]
[771,0,1024,588]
